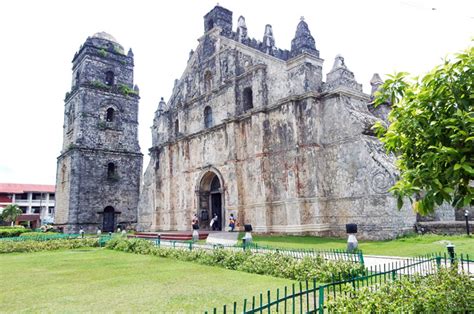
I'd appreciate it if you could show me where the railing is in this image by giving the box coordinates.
[205,253,473,313]
[153,238,364,265]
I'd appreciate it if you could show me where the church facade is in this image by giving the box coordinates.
[137,5,416,239]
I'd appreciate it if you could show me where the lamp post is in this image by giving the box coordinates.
[446,243,455,266]
[464,209,470,236]
[243,224,253,248]
[346,223,358,253]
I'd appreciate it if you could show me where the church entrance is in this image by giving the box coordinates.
[197,171,223,231]
[102,206,115,232]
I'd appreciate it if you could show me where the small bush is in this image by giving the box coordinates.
[0,227,32,238]
[0,238,99,253]
[19,232,58,237]
[326,268,474,313]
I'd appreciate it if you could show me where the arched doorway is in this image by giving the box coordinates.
[197,171,223,231]
[103,206,115,232]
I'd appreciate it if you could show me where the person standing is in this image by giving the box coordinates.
[192,213,199,229]
[192,213,199,241]
[228,213,236,232]
[210,214,219,231]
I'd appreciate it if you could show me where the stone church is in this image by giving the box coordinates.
[136,5,416,239]
[55,5,418,239]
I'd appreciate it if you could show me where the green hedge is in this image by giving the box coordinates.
[19,232,59,237]
[326,268,474,313]
[0,238,99,253]
[0,227,32,238]
[106,238,365,282]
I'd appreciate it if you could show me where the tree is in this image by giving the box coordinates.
[1,204,23,226]
[373,45,473,215]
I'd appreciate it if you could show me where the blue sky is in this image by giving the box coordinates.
[0,0,472,184]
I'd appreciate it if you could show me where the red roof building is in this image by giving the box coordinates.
[0,183,55,226]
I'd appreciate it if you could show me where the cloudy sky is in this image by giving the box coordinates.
[0,0,472,185]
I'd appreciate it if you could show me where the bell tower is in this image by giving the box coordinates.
[203,5,233,35]
[55,32,143,233]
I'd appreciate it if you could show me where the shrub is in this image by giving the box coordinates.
[19,232,58,237]
[326,268,474,313]
[118,84,138,96]
[106,239,365,282]
[0,238,99,253]
[0,227,32,238]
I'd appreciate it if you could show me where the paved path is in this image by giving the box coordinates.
[363,255,412,268]
[363,254,474,275]
[205,231,239,246]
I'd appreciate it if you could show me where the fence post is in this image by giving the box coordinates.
[358,250,364,266]
[312,278,317,312]
[435,256,441,270]
[391,270,397,281]
[318,286,324,314]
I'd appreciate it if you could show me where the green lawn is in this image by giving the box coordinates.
[0,248,295,312]
[249,234,474,257]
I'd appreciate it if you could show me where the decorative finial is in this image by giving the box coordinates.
[216,2,219,6]
[263,24,275,54]
[300,16,305,21]
[158,97,166,113]
[331,54,347,71]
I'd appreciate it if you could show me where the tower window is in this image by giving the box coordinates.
[204,106,213,128]
[75,72,80,86]
[105,71,115,86]
[107,162,116,179]
[174,119,179,137]
[207,19,214,31]
[204,71,212,93]
[67,106,75,130]
[106,108,115,122]
[243,87,253,111]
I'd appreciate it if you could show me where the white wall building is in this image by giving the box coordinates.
[0,183,55,224]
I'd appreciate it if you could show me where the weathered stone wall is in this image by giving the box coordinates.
[138,5,417,239]
[54,154,72,225]
[56,33,142,233]
[415,221,474,235]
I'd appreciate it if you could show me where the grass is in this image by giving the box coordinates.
[0,248,295,312]
[248,233,474,257]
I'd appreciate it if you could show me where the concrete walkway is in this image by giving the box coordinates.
[363,254,413,269]
[205,231,239,246]
[362,254,474,275]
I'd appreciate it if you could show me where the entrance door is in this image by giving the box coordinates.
[103,206,115,232]
[198,171,224,231]
[211,193,222,230]
[210,176,222,231]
